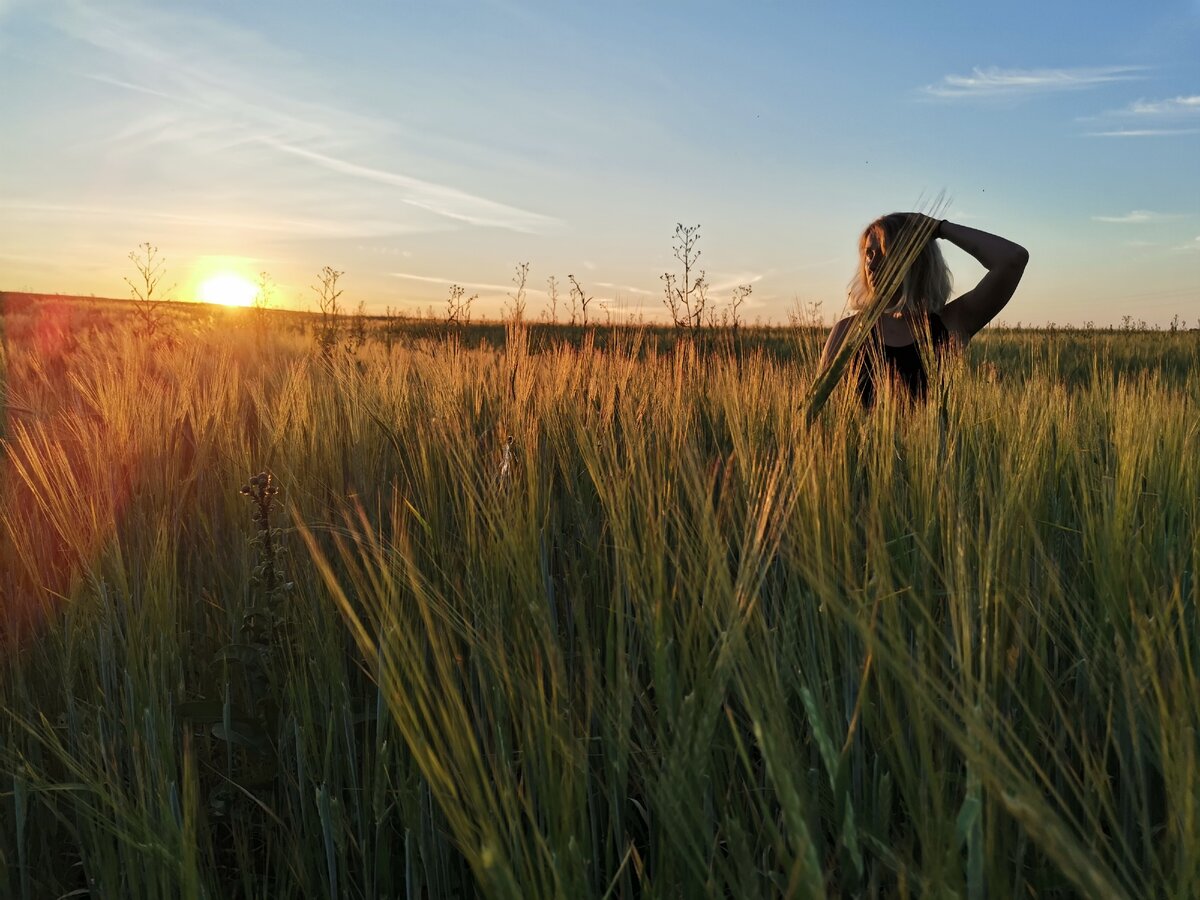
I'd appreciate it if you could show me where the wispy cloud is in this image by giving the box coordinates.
[1092,210,1185,224]
[391,271,512,293]
[266,142,559,234]
[707,272,765,292]
[51,2,559,236]
[1082,94,1200,136]
[0,199,433,239]
[595,281,653,296]
[1125,95,1200,115]
[83,72,174,101]
[57,5,348,144]
[1086,128,1200,137]
[923,65,1147,99]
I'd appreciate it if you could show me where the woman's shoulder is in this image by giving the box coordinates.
[819,314,861,369]
[830,315,856,336]
[827,316,858,351]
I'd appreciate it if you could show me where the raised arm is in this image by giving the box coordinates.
[936,220,1029,341]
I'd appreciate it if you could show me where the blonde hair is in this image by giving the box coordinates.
[846,213,952,314]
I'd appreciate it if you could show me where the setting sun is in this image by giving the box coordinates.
[197,272,258,307]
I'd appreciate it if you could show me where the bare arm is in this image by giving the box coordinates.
[936,220,1029,341]
[818,317,853,372]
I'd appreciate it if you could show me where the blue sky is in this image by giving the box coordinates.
[2,0,1197,325]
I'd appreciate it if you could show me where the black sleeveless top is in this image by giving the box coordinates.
[855,313,951,407]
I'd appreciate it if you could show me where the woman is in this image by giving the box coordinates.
[819,213,1029,405]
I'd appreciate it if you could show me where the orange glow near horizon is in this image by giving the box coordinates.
[197,272,258,307]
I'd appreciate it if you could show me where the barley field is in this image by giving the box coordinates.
[1,295,1198,899]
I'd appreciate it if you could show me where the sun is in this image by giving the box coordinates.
[197,272,258,307]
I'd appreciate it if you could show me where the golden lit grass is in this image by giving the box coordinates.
[1,302,1198,898]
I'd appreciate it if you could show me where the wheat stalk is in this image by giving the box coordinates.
[803,195,950,424]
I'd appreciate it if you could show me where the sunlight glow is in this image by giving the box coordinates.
[198,272,258,307]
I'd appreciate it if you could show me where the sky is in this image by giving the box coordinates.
[1,0,1198,326]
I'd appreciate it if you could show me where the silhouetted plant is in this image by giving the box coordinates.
[124,242,173,339]
[660,223,706,328]
[545,275,561,323]
[312,265,344,357]
[505,262,530,323]
[445,283,475,327]
[567,274,592,326]
[728,284,752,330]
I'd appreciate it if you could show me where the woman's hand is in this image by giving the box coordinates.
[908,213,943,238]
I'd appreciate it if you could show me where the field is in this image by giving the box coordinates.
[1,293,1198,899]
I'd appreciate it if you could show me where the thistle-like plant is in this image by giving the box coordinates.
[506,262,531,323]
[195,472,290,743]
[445,283,475,326]
[239,471,285,603]
[233,470,293,708]
[545,274,561,323]
[175,471,290,821]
